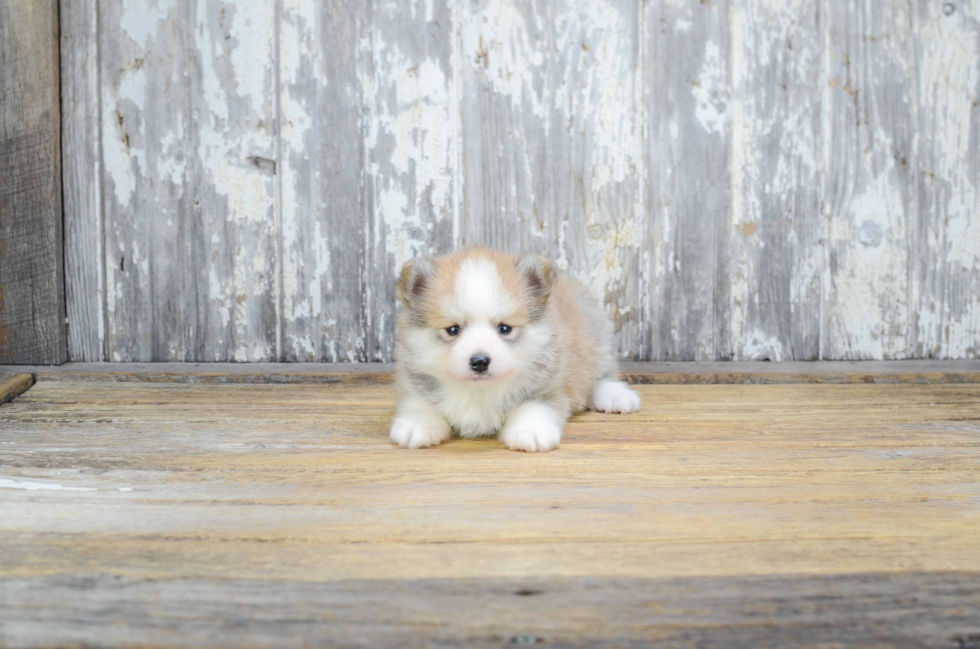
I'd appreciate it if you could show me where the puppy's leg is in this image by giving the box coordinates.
[590,379,641,414]
[500,400,566,453]
[390,396,452,449]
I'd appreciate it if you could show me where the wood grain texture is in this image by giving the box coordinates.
[279,0,458,363]
[823,0,916,360]
[459,0,644,359]
[61,0,980,361]
[644,0,732,361]
[2,573,979,648]
[912,1,980,359]
[279,0,367,362]
[99,0,279,362]
[61,0,105,362]
[362,0,459,362]
[0,0,67,365]
[729,0,822,361]
[1,380,979,646]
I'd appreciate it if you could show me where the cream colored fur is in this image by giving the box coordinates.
[390,248,639,452]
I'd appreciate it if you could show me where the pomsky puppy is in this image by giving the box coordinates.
[390,248,641,452]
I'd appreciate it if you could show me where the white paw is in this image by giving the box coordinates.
[591,380,641,414]
[500,403,563,453]
[389,416,452,449]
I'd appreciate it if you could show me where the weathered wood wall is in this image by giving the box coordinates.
[0,0,67,364]
[61,0,980,362]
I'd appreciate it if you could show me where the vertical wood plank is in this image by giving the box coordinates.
[459,0,643,359]
[279,0,367,362]
[728,0,822,361]
[823,0,915,360]
[62,0,105,362]
[912,0,980,359]
[458,1,547,253]
[362,0,459,361]
[100,0,279,361]
[193,0,280,362]
[0,0,67,364]
[643,0,732,361]
[99,0,166,361]
[282,0,457,362]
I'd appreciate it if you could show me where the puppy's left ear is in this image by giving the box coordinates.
[517,254,553,301]
[398,257,435,307]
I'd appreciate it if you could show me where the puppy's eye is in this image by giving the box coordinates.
[497,324,512,335]
[446,325,461,336]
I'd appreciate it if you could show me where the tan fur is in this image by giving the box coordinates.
[397,248,616,416]
[546,272,617,411]
[400,248,547,328]
[392,247,635,451]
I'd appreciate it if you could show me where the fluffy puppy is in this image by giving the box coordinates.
[389,248,640,452]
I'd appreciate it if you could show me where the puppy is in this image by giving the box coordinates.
[389,248,640,452]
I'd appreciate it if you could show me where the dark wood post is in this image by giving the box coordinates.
[0,0,67,364]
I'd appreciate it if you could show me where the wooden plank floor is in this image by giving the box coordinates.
[1,378,979,647]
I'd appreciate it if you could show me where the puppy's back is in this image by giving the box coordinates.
[548,273,618,411]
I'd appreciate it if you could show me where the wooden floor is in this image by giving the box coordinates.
[1,371,979,647]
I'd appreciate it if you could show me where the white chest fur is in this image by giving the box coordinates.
[436,381,522,437]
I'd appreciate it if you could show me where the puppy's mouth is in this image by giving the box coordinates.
[446,365,513,383]
[463,369,513,383]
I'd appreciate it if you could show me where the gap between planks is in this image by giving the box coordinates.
[0,360,979,385]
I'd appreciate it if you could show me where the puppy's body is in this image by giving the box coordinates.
[391,248,639,452]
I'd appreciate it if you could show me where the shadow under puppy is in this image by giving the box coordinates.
[391,248,640,452]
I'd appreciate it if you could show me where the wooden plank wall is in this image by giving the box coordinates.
[61,0,980,362]
[0,0,67,364]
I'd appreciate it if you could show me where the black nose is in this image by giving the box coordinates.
[469,355,491,373]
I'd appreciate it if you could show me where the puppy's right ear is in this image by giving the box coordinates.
[397,257,435,307]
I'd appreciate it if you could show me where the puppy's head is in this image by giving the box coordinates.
[397,249,553,386]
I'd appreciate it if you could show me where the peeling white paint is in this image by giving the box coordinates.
[78,0,980,363]
[278,0,325,360]
[462,1,547,121]
[102,66,147,207]
[195,0,277,362]
[119,0,176,48]
[543,1,643,340]
[729,1,821,360]
[742,331,785,362]
[917,5,980,357]
[364,10,455,282]
[156,130,183,185]
[572,3,637,192]
[586,219,641,304]
[831,176,910,360]
[728,3,751,353]
[821,2,920,361]
[692,41,730,136]
[228,3,274,106]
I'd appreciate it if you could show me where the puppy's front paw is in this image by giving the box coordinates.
[389,416,451,449]
[591,380,641,414]
[500,404,563,453]
[501,425,561,452]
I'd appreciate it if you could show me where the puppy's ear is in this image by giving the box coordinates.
[517,254,553,301]
[397,257,435,307]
